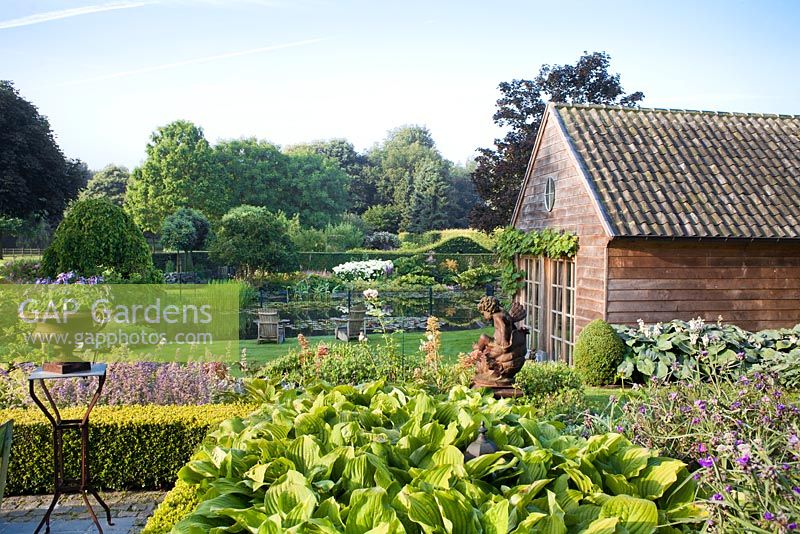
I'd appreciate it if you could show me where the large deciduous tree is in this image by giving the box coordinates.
[81,164,130,206]
[210,205,297,275]
[125,120,223,234]
[0,80,81,224]
[283,147,350,228]
[294,139,375,214]
[470,51,644,231]
[213,138,288,210]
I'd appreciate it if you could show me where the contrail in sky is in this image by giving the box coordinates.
[58,38,326,86]
[0,1,151,30]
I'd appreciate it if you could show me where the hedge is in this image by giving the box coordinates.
[0,403,256,495]
[141,479,203,534]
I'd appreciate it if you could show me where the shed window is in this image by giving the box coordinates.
[544,177,556,212]
[520,256,576,363]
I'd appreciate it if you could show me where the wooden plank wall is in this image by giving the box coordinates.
[515,113,609,334]
[606,239,800,332]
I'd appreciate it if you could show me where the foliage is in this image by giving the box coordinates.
[470,52,644,231]
[406,159,452,232]
[289,216,368,253]
[161,208,211,253]
[172,380,704,532]
[296,251,495,274]
[363,232,400,250]
[574,319,626,386]
[258,336,408,387]
[283,147,351,228]
[391,273,436,287]
[363,204,403,233]
[0,403,255,495]
[513,361,583,399]
[0,258,40,283]
[294,139,374,214]
[332,259,393,282]
[455,264,500,290]
[80,164,129,206]
[210,205,297,276]
[494,226,578,294]
[398,229,496,254]
[754,340,800,390]
[125,120,222,233]
[0,80,81,224]
[141,479,203,534]
[613,319,800,384]
[609,373,800,530]
[40,198,155,279]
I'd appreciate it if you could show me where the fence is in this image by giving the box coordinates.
[1,248,42,258]
[244,285,499,339]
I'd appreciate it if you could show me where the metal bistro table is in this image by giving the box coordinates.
[28,363,113,533]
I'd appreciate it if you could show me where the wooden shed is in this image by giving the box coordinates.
[511,103,800,363]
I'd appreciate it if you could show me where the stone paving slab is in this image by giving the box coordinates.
[0,491,166,534]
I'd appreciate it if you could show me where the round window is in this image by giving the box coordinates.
[544,176,555,212]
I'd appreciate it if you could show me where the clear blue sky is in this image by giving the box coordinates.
[2,0,799,170]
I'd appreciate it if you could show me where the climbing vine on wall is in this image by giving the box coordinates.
[495,227,579,294]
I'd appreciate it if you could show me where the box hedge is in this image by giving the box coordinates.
[0,403,255,495]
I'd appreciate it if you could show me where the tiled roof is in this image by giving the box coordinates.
[553,103,800,239]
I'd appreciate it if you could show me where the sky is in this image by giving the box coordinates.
[1,0,799,171]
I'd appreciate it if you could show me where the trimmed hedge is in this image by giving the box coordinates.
[574,319,626,386]
[141,479,203,534]
[0,403,255,495]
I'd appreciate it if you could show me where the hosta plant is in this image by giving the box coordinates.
[172,380,705,533]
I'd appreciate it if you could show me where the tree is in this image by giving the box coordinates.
[210,205,297,275]
[41,198,154,279]
[295,139,375,214]
[446,162,481,228]
[470,51,644,230]
[407,159,452,232]
[0,80,80,224]
[283,148,350,228]
[367,125,454,230]
[0,216,22,259]
[160,208,210,275]
[362,205,403,233]
[125,120,223,234]
[81,164,130,206]
[213,138,288,210]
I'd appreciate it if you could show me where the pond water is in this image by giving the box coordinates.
[242,289,493,338]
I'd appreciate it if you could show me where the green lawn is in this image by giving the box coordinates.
[241,327,491,365]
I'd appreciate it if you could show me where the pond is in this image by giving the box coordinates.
[241,288,496,338]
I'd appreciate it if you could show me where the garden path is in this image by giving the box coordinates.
[0,491,165,533]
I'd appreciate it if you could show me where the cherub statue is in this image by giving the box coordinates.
[471,296,528,390]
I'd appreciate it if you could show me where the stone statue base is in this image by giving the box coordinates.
[472,373,524,398]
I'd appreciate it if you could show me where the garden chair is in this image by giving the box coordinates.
[334,306,367,342]
[0,420,12,506]
[256,308,285,344]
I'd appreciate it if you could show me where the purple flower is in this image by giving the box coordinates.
[789,523,797,530]
[711,493,723,501]
[793,486,800,495]
[790,435,799,446]
[763,512,775,521]
[698,456,715,468]
[736,455,750,466]
[694,400,707,411]
[615,425,624,433]
[697,443,708,453]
